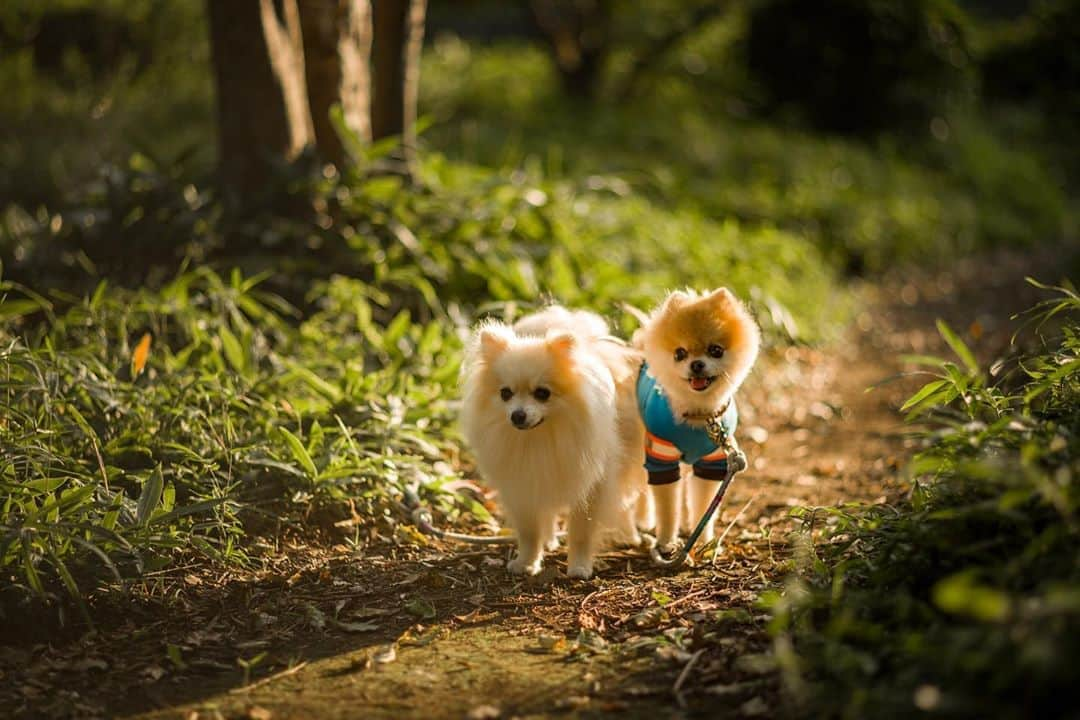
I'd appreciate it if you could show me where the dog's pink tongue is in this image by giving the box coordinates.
[690,377,710,391]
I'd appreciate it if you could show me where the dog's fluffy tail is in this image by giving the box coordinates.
[621,302,650,348]
[620,302,649,326]
[513,305,609,339]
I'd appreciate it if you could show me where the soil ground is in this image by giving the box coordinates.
[0,252,1053,720]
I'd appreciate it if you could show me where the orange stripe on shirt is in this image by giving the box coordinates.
[646,431,676,448]
[700,447,728,462]
[645,432,681,461]
[646,446,681,461]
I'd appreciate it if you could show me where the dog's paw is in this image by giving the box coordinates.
[507,555,542,576]
[544,537,561,552]
[566,563,594,580]
[656,534,680,553]
[656,538,682,557]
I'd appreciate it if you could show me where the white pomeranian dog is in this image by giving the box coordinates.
[460,306,647,579]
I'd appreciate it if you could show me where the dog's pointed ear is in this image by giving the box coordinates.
[545,329,577,356]
[658,290,692,316]
[477,323,512,359]
[707,287,735,307]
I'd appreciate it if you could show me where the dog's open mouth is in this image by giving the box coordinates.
[513,418,545,430]
[688,376,716,392]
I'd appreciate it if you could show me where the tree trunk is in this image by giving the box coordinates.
[298,0,373,168]
[529,0,611,100]
[206,0,313,210]
[371,0,427,176]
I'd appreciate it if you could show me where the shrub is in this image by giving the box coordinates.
[773,283,1080,718]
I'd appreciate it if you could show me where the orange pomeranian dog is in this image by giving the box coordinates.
[461,307,646,579]
[634,288,760,550]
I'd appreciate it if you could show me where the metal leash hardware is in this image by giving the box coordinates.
[651,415,747,569]
[400,484,525,546]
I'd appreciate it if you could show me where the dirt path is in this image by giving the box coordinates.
[2,253,1054,720]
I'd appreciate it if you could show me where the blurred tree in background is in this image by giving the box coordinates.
[372,0,428,165]
[206,0,426,212]
[528,0,613,99]
[300,0,372,169]
[524,0,732,101]
[1,0,1076,214]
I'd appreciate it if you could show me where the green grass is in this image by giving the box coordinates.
[0,266,474,618]
[770,282,1080,719]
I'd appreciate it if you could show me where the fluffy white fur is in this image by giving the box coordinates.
[460,306,645,579]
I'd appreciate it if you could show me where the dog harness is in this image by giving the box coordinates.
[637,362,738,485]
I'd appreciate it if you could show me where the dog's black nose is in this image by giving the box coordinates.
[690,359,706,374]
[510,409,528,427]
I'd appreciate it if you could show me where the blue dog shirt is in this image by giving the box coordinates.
[637,362,738,484]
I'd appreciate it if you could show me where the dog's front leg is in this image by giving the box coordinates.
[651,481,681,550]
[540,517,561,552]
[566,504,598,579]
[507,513,546,575]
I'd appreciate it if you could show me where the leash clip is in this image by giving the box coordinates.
[650,441,747,570]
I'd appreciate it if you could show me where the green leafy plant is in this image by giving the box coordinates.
[773,280,1080,718]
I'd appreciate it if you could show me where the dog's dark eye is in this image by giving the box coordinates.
[533,387,551,401]
[707,344,725,359]
[500,387,513,401]
[674,347,688,362]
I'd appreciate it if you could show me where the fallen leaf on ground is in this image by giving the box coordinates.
[141,664,166,682]
[706,680,764,696]
[348,606,392,619]
[733,653,777,675]
[574,629,608,654]
[632,607,668,628]
[467,704,501,719]
[330,619,379,633]
[740,696,769,716]
[394,525,430,546]
[655,645,693,663]
[372,644,397,665]
[72,658,108,672]
[398,625,448,647]
[555,696,590,709]
[454,608,499,624]
[528,634,567,654]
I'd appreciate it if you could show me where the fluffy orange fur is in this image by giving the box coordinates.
[638,288,760,420]
[646,293,757,363]
[635,287,760,548]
